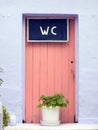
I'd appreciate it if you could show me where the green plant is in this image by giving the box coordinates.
[37,93,69,108]
[2,105,10,127]
[0,67,3,86]
[0,68,10,127]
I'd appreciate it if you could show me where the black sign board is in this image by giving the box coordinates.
[27,18,69,42]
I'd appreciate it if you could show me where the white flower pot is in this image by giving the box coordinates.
[41,107,60,126]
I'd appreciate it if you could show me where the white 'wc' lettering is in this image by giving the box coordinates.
[40,26,57,35]
[40,26,49,35]
[51,26,57,35]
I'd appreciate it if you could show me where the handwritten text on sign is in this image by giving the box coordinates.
[27,19,69,42]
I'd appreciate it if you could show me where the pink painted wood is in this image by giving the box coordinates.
[25,18,75,123]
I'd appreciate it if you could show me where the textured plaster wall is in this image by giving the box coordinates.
[0,0,98,123]
[79,15,98,123]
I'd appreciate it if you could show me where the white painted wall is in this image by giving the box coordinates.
[0,0,98,123]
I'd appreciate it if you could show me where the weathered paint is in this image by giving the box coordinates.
[25,17,75,123]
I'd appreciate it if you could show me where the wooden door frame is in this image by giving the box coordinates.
[22,14,79,123]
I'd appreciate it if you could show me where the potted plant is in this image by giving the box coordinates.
[2,105,10,127]
[0,68,10,128]
[37,93,69,126]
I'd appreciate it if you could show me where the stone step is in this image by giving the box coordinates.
[4,123,98,130]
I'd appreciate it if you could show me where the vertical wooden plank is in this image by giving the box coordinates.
[60,42,69,123]
[68,19,75,122]
[32,43,40,123]
[25,43,33,123]
[54,43,62,122]
[25,19,33,123]
[40,43,48,95]
[54,43,62,93]
[39,43,48,121]
[47,43,55,95]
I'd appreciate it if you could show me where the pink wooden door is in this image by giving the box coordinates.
[25,17,75,123]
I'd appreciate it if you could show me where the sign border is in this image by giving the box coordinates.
[27,18,69,42]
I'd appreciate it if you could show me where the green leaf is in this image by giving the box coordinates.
[37,93,69,109]
[2,105,10,127]
[37,104,43,108]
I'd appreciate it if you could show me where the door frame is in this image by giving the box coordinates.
[22,14,79,123]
